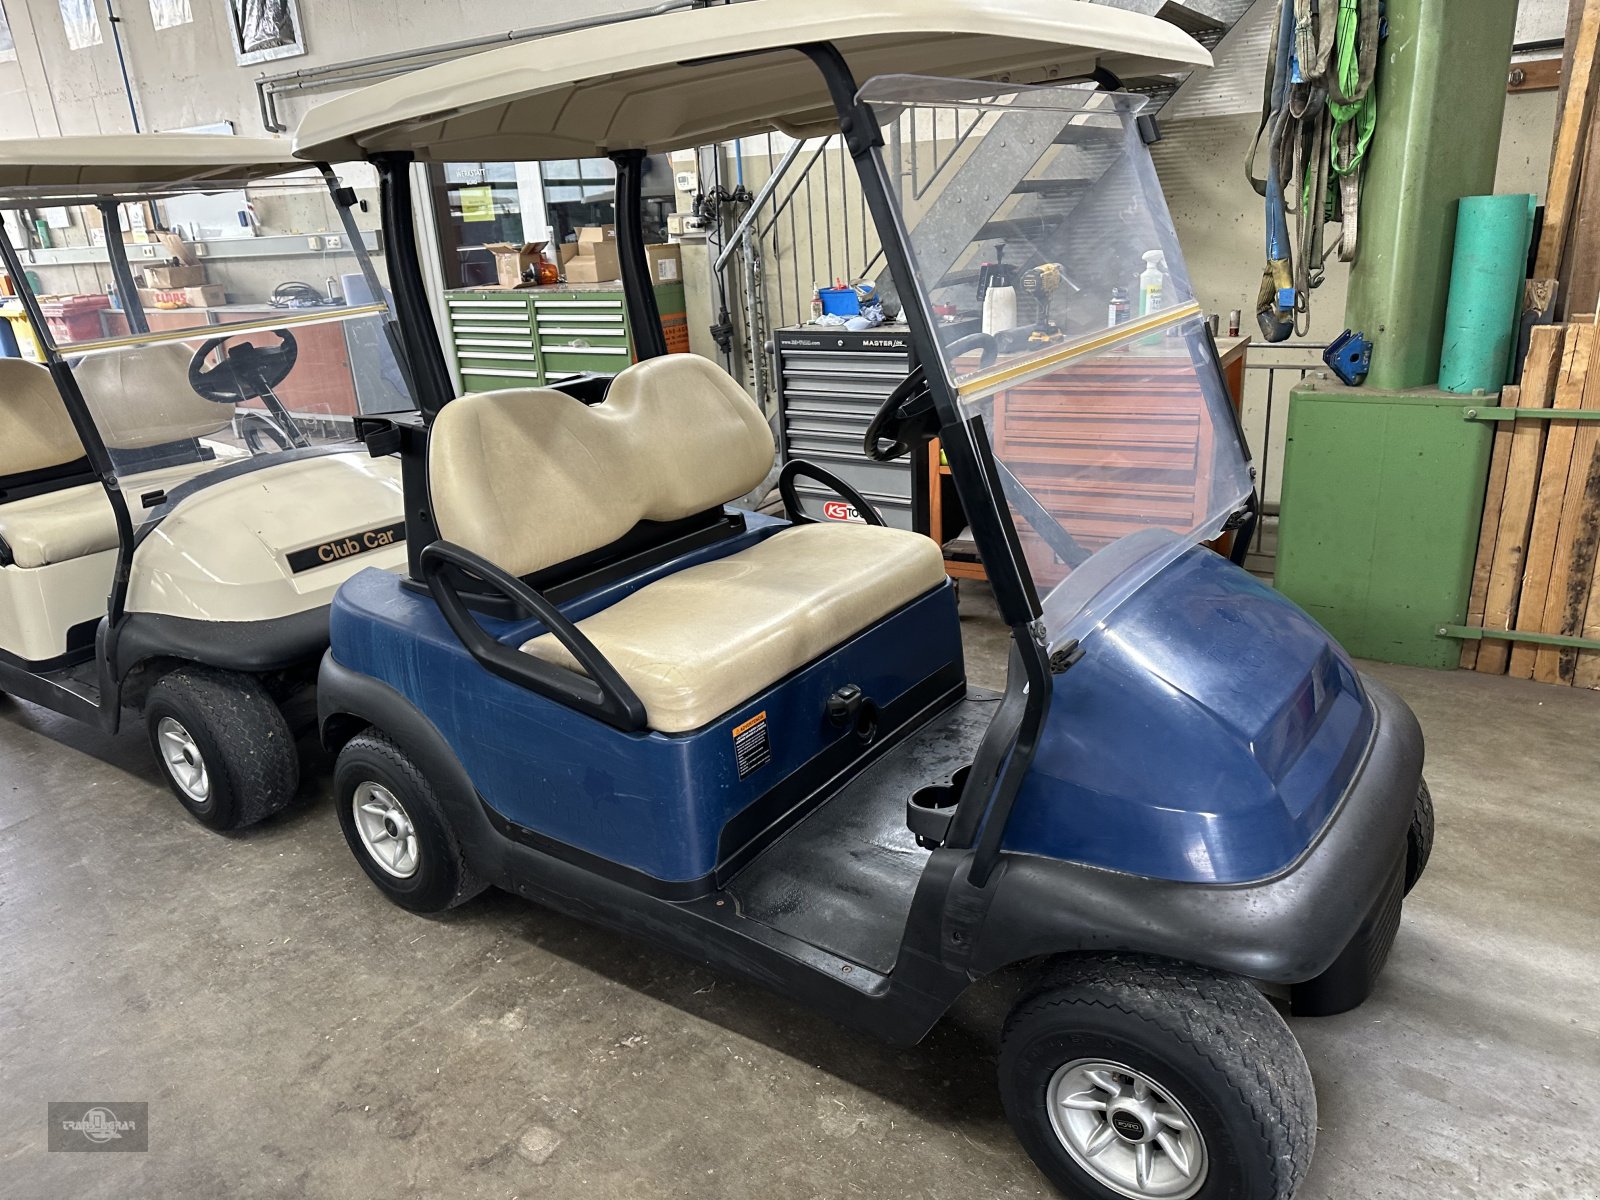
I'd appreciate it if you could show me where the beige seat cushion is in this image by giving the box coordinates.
[0,358,86,476]
[0,482,117,567]
[522,523,946,733]
[429,354,775,577]
[0,459,229,568]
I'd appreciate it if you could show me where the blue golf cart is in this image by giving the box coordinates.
[290,4,1431,1196]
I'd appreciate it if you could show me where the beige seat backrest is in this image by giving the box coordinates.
[0,358,87,477]
[73,341,231,451]
[430,354,775,577]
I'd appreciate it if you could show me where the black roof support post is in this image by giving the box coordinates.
[98,199,148,335]
[373,151,455,420]
[796,40,1053,890]
[368,152,455,580]
[610,149,667,359]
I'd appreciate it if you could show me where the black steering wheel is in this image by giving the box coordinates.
[863,332,997,463]
[188,329,309,451]
[188,329,300,402]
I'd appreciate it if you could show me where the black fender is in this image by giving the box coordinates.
[950,676,1424,986]
[318,651,512,880]
[113,607,331,680]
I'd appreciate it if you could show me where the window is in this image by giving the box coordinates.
[0,2,17,63]
[426,157,674,289]
[58,0,101,50]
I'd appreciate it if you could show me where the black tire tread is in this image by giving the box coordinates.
[1006,954,1315,1200]
[341,730,485,909]
[1406,777,1434,894]
[145,665,298,829]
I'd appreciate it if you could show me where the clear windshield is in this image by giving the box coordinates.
[865,76,1254,641]
[1,165,412,516]
[66,309,408,528]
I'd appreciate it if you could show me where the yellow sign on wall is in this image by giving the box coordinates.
[459,186,495,224]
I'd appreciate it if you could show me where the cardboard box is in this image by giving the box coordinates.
[138,284,225,309]
[158,232,197,266]
[563,241,621,283]
[143,263,207,289]
[485,241,549,289]
[645,243,682,285]
[576,224,616,246]
[558,242,581,266]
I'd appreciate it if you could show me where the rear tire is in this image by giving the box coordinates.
[144,665,299,831]
[998,955,1315,1200]
[334,731,486,913]
[1405,778,1434,895]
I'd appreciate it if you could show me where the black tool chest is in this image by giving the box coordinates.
[774,324,921,532]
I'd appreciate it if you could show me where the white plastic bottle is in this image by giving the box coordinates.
[1138,250,1166,317]
[982,283,1017,336]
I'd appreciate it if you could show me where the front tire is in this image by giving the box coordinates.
[334,731,485,913]
[999,955,1315,1200]
[144,665,299,831]
[1405,778,1434,895]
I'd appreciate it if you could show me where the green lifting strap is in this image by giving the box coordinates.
[1248,0,1381,339]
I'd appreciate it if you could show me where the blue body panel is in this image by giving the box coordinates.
[329,513,963,883]
[1003,545,1374,884]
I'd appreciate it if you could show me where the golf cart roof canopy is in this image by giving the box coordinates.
[291,0,1209,162]
[0,133,303,203]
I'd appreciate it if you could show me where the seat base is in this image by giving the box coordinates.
[326,542,966,887]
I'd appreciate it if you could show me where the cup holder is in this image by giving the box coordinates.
[907,764,972,849]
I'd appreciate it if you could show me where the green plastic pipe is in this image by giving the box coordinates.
[1438,194,1537,394]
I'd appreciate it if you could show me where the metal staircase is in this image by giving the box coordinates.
[713,0,1256,406]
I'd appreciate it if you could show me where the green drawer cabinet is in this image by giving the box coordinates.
[445,281,688,393]
[445,292,543,392]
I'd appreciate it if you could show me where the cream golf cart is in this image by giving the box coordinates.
[0,135,415,828]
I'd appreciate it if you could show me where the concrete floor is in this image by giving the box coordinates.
[1,589,1597,1200]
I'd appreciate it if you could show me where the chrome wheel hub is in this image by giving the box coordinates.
[156,717,210,804]
[1047,1059,1208,1200]
[352,782,419,879]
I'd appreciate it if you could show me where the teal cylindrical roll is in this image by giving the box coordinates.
[1438,193,1537,394]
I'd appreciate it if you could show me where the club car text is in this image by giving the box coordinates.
[286,523,407,574]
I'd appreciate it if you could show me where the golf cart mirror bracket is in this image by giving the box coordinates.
[419,540,648,732]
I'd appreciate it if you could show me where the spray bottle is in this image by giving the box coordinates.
[1138,251,1166,317]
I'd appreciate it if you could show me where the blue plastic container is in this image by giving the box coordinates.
[818,286,861,317]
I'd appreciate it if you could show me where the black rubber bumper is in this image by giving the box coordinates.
[113,607,332,677]
[961,674,1425,986]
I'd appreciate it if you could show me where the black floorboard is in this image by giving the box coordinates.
[727,689,999,972]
